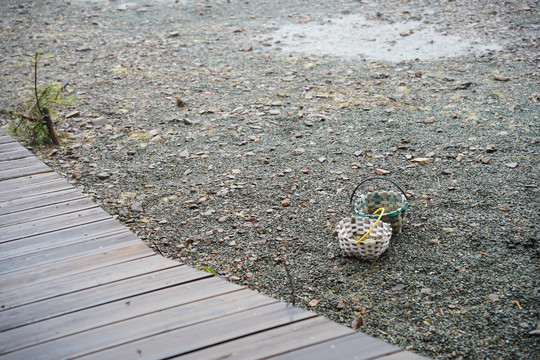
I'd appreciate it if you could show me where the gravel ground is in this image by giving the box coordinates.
[1,0,539,358]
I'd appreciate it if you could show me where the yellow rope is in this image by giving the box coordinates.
[355,208,385,244]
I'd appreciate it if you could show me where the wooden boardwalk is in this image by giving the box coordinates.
[0,129,427,360]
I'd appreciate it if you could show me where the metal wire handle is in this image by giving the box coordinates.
[349,177,408,205]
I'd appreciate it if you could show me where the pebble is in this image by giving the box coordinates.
[281,198,291,207]
[97,172,110,180]
[92,117,109,127]
[178,150,190,158]
[131,201,144,212]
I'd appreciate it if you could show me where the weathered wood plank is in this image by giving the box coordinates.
[1,289,277,359]
[0,149,32,162]
[0,142,25,153]
[0,255,181,310]
[0,156,44,171]
[76,302,316,360]
[0,188,85,216]
[0,197,97,227]
[0,218,128,261]
[0,241,153,292]
[0,277,241,355]
[0,135,16,145]
[177,317,354,360]
[269,332,418,360]
[0,207,112,243]
[0,231,144,275]
[0,163,53,181]
[0,266,208,331]
[0,172,63,192]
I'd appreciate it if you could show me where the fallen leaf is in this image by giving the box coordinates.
[351,316,363,329]
[411,157,430,163]
[232,27,244,33]
[242,45,253,52]
[308,299,320,307]
[299,18,310,24]
[504,162,518,168]
[391,284,406,291]
[73,171,82,179]
[375,168,390,175]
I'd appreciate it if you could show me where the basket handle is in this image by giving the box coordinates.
[349,177,408,204]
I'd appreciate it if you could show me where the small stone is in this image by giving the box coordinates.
[318,157,326,163]
[245,272,254,279]
[488,293,499,302]
[351,316,363,329]
[148,129,159,137]
[229,276,241,281]
[424,117,435,124]
[420,288,431,294]
[414,71,422,78]
[505,162,518,168]
[308,299,320,307]
[178,150,190,158]
[281,198,291,207]
[337,301,346,309]
[91,117,109,127]
[218,216,229,223]
[72,171,82,179]
[131,201,144,212]
[168,31,180,37]
[354,150,363,157]
[480,156,491,164]
[391,284,406,291]
[441,169,453,175]
[528,330,540,336]
[485,144,497,153]
[519,322,529,329]
[294,148,305,155]
[149,135,162,142]
[374,168,390,175]
[97,172,110,180]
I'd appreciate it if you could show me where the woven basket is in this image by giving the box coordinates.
[350,177,408,234]
[336,216,392,260]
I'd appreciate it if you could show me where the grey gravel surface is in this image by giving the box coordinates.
[1,0,539,359]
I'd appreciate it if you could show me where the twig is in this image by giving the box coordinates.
[283,261,296,307]
[34,51,43,115]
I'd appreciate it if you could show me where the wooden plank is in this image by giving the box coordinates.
[0,266,208,331]
[0,180,72,203]
[269,332,417,360]
[0,241,153,292]
[76,302,316,360]
[0,163,53,181]
[0,142,25,153]
[0,172,64,193]
[177,317,354,360]
[0,255,181,310]
[0,218,128,261]
[1,289,278,359]
[0,135,16,145]
[0,188,84,216]
[0,149,32,162]
[0,197,97,227]
[0,277,242,355]
[0,231,144,275]
[0,207,112,243]
[0,156,44,171]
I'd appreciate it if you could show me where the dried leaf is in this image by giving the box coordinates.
[411,157,430,163]
[308,299,319,307]
[504,162,518,168]
[374,168,390,175]
[72,171,82,179]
